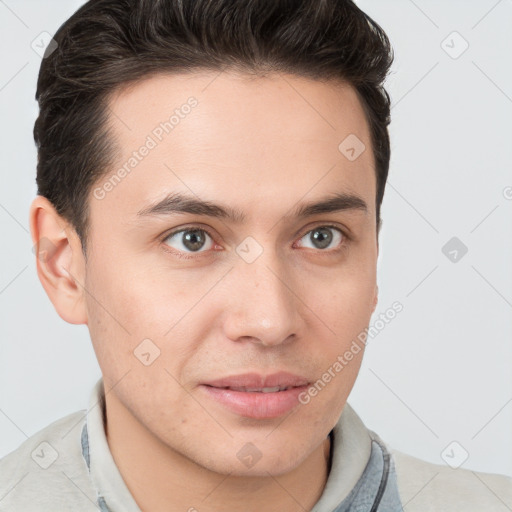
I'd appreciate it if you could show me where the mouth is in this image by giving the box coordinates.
[202,371,310,389]
[199,372,311,419]
[211,386,296,393]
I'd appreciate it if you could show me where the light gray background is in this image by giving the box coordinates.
[1,0,511,479]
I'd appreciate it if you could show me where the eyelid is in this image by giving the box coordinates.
[160,222,217,240]
[296,222,350,241]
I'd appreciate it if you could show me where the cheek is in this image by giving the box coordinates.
[84,256,208,378]
[309,268,376,331]
[85,249,176,332]
[301,268,374,397]
[83,255,158,377]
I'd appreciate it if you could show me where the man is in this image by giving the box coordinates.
[1,0,511,510]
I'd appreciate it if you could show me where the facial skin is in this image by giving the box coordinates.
[30,70,379,512]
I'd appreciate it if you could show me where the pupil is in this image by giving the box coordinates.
[311,228,332,249]
[183,230,205,251]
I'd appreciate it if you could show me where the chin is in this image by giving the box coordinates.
[192,437,312,477]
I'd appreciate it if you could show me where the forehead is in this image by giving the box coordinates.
[108,70,372,153]
[95,70,376,224]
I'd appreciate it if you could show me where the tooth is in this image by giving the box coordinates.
[261,386,281,393]
[227,386,290,392]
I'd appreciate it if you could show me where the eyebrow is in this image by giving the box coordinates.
[136,191,368,223]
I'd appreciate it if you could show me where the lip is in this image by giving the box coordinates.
[203,371,310,389]
[200,372,310,419]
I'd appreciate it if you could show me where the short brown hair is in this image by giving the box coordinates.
[34,0,394,256]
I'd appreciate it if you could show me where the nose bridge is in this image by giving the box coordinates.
[223,242,299,346]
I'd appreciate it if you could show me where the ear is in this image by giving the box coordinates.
[29,195,88,325]
[372,236,379,313]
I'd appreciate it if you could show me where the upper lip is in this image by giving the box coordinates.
[203,372,310,389]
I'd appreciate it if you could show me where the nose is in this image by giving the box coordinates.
[221,251,302,348]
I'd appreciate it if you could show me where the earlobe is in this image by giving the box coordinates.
[29,195,88,325]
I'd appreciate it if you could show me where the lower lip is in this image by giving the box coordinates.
[200,385,308,419]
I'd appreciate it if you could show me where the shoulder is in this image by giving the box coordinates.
[389,447,512,511]
[0,410,98,511]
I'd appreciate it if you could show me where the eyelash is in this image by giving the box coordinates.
[160,224,350,260]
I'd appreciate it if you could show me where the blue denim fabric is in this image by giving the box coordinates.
[81,423,113,512]
[332,435,403,512]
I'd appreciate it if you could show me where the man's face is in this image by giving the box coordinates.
[83,71,378,476]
